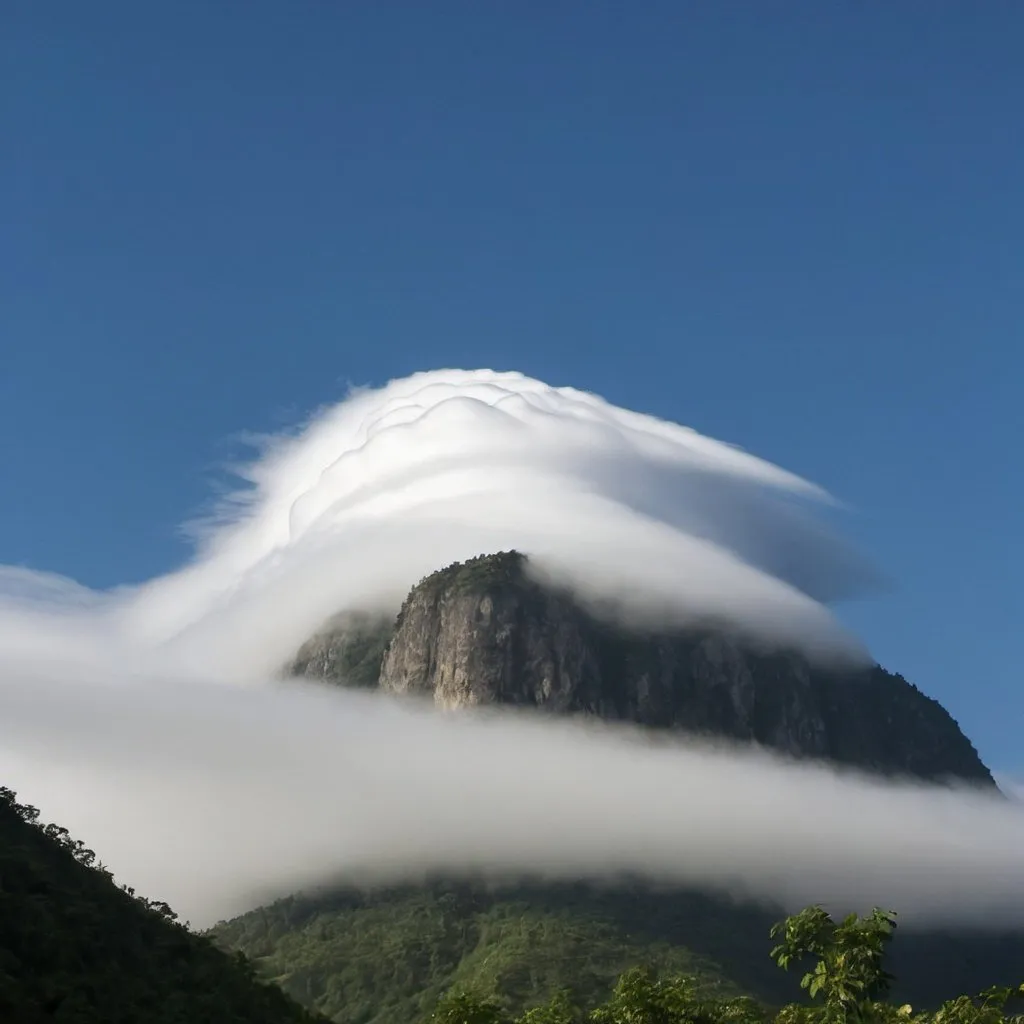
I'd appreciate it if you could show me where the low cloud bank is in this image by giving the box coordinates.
[0,668,1021,930]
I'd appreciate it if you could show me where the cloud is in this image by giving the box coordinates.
[0,669,1021,930]
[995,775,1024,803]
[0,368,1018,932]
[9,369,878,684]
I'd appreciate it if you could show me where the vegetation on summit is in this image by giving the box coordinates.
[411,551,529,596]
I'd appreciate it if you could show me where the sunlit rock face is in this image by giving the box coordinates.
[294,551,995,786]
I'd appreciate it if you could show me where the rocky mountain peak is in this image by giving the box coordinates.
[290,551,995,786]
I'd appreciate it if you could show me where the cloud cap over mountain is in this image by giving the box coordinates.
[8,368,878,682]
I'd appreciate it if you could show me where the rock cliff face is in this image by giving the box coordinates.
[291,611,393,689]
[291,551,994,785]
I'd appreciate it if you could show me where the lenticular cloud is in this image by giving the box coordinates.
[20,368,875,683]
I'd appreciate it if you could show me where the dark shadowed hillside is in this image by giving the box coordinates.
[0,786,325,1024]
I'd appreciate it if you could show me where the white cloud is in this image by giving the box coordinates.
[0,670,1021,930]
[995,775,1024,803]
[10,369,877,683]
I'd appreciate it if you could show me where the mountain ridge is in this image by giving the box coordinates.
[0,785,325,1024]
[292,550,994,786]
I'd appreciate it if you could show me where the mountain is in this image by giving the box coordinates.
[209,881,757,1024]
[0,785,325,1024]
[214,550,1019,1023]
[293,550,993,785]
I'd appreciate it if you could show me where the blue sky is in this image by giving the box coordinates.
[3,3,1021,775]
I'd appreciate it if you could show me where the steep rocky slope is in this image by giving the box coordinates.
[292,550,993,785]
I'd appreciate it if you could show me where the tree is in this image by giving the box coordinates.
[518,990,582,1024]
[588,966,720,1024]
[930,985,1024,1024]
[430,991,510,1024]
[769,905,897,1022]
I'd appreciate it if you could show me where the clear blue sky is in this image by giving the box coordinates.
[3,3,1021,775]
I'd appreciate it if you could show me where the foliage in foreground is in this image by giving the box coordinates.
[0,786,324,1024]
[427,904,1023,1024]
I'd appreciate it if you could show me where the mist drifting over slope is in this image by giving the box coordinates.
[0,369,1021,929]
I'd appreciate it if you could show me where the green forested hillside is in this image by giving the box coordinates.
[423,905,1024,1024]
[209,879,1024,1024]
[209,882,753,1024]
[0,785,325,1024]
